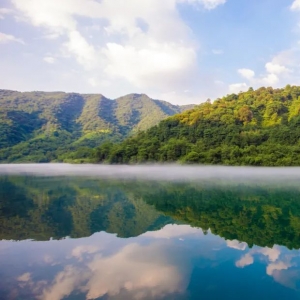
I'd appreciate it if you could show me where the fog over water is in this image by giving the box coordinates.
[1,164,300,299]
[0,164,299,183]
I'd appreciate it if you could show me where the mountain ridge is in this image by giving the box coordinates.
[0,89,194,162]
[93,85,300,166]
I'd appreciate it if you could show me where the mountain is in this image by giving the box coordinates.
[3,175,300,249]
[142,181,300,249]
[94,85,300,166]
[0,89,194,162]
[0,176,172,241]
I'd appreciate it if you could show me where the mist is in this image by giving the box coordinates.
[0,164,299,184]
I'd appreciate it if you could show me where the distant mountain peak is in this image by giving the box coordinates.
[0,89,195,162]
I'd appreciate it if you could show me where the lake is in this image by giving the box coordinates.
[1,164,300,299]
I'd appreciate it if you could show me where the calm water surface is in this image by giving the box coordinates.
[1,165,300,299]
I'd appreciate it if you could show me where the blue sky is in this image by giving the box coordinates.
[0,0,300,104]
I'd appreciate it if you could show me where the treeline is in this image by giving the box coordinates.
[91,85,300,166]
[0,177,169,240]
[142,182,300,249]
[0,90,191,163]
[3,176,300,249]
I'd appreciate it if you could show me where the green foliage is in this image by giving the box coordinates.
[0,177,171,240]
[142,181,300,249]
[0,90,192,162]
[3,176,300,250]
[93,85,300,166]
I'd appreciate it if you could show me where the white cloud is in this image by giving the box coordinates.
[17,272,31,282]
[260,246,281,262]
[180,0,226,10]
[85,243,188,299]
[235,246,281,269]
[200,0,226,10]
[291,0,300,11]
[229,82,248,94]
[262,73,279,85]
[43,33,61,40]
[265,62,290,75]
[0,8,13,19]
[234,245,297,289]
[236,42,300,90]
[235,245,298,291]
[43,56,56,64]
[10,0,204,97]
[266,261,291,276]
[143,224,201,239]
[235,253,254,268]
[64,30,99,70]
[43,254,57,265]
[226,240,248,251]
[237,59,290,87]
[11,0,77,33]
[41,265,90,300]
[71,245,100,261]
[0,32,24,44]
[102,42,197,88]
[41,242,189,300]
[257,60,291,86]
[238,68,255,80]
[88,77,98,87]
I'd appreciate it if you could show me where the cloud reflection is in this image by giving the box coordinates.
[235,245,300,289]
[41,242,189,300]
[84,243,188,299]
[1,224,300,299]
[235,253,254,268]
[17,272,31,282]
[71,245,100,261]
[226,240,248,251]
[236,246,281,268]
[8,225,201,300]
[143,224,201,239]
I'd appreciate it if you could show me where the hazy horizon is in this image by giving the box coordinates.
[1,163,300,184]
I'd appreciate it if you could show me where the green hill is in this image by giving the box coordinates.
[142,181,300,249]
[0,89,193,162]
[0,177,172,241]
[3,175,300,249]
[94,85,300,166]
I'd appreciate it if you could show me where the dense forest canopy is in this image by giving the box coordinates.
[93,85,300,166]
[2,86,300,165]
[0,90,193,163]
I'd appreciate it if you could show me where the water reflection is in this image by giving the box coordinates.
[0,226,197,300]
[1,226,300,299]
[235,245,300,290]
[0,177,172,240]
[143,183,300,249]
[1,176,300,249]
[1,173,300,299]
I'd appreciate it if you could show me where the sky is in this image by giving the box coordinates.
[0,0,300,105]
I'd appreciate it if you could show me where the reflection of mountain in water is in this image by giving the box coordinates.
[0,177,171,241]
[1,176,300,249]
[142,182,300,249]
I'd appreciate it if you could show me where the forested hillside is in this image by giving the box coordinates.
[0,177,171,240]
[143,181,300,249]
[0,90,193,162]
[94,85,300,166]
[2,176,300,249]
